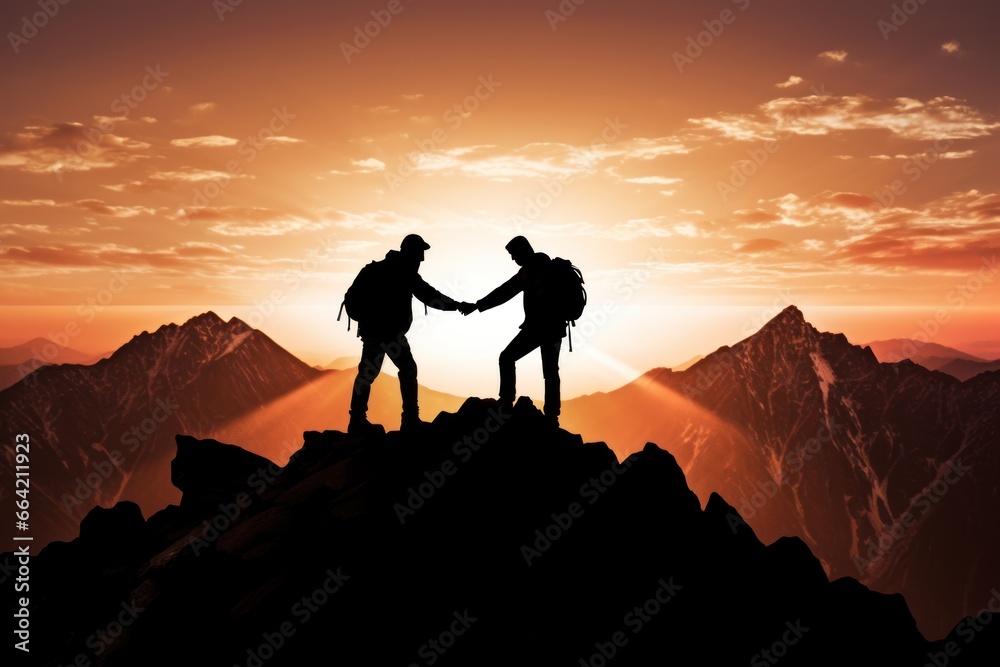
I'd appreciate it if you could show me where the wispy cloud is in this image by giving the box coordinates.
[818,50,848,63]
[776,75,804,88]
[170,135,240,148]
[0,122,150,174]
[189,102,216,113]
[690,94,999,142]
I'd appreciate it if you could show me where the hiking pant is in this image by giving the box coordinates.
[350,335,418,419]
[498,329,561,417]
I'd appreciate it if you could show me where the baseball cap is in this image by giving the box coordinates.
[401,234,430,253]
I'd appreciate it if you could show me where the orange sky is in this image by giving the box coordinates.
[1,0,998,397]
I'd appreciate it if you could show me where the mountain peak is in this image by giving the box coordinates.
[752,304,812,339]
[183,311,226,328]
[774,304,805,323]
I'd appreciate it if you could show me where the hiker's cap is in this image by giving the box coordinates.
[505,235,533,256]
[400,234,430,253]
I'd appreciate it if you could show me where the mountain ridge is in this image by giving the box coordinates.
[560,304,1000,639]
[10,397,997,665]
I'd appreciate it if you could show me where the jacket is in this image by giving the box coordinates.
[476,252,567,339]
[358,250,460,341]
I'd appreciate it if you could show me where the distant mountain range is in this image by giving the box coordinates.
[0,314,319,547]
[864,338,1000,381]
[8,399,997,665]
[560,307,1000,639]
[0,338,109,391]
[0,314,465,548]
[3,307,996,641]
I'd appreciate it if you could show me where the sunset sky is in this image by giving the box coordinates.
[1,0,998,397]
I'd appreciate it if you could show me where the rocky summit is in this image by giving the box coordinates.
[9,397,999,666]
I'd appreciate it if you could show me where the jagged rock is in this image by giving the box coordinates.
[79,500,147,548]
[8,397,996,666]
[171,434,277,512]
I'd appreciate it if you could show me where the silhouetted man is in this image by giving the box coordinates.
[349,234,470,434]
[465,236,566,425]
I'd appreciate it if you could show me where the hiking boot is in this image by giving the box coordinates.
[400,413,429,432]
[400,416,429,433]
[348,416,383,436]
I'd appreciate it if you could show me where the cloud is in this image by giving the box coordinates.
[392,136,696,183]
[208,218,326,236]
[0,241,251,276]
[776,76,804,89]
[352,158,386,172]
[726,209,784,229]
[2,199,59,207]
[189,102,216,113]
[865,150,976,161]
[673,223,702,238]
[0,122,150,174]
[175,206,281,222]
[2,198,158,218]
[621,176,683,185]
[261,136,305,145]
[148,168,254,183]
[617,137,696,160]
[690,94,999,142]
[171,206,326,236]
[170,135,240,148]
[72,199,159,218]
[941,41,961,54]
[728,189,1000,272]
[401,94,424,100]
[171,242,239,258]
[818,50,848,62]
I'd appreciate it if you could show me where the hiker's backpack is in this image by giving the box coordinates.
[545,257,587,350]
[337,260,388,334]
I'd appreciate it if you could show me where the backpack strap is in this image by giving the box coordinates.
[336,299,352,332]
[567,320,574,352]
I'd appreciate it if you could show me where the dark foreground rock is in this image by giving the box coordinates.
[9,397,999,666]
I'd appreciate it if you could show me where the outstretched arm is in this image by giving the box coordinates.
[412,275,462,311]
[475,272,523,312]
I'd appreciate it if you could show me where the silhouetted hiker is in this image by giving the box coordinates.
[463,236,585,427]
[339,234,471,434]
